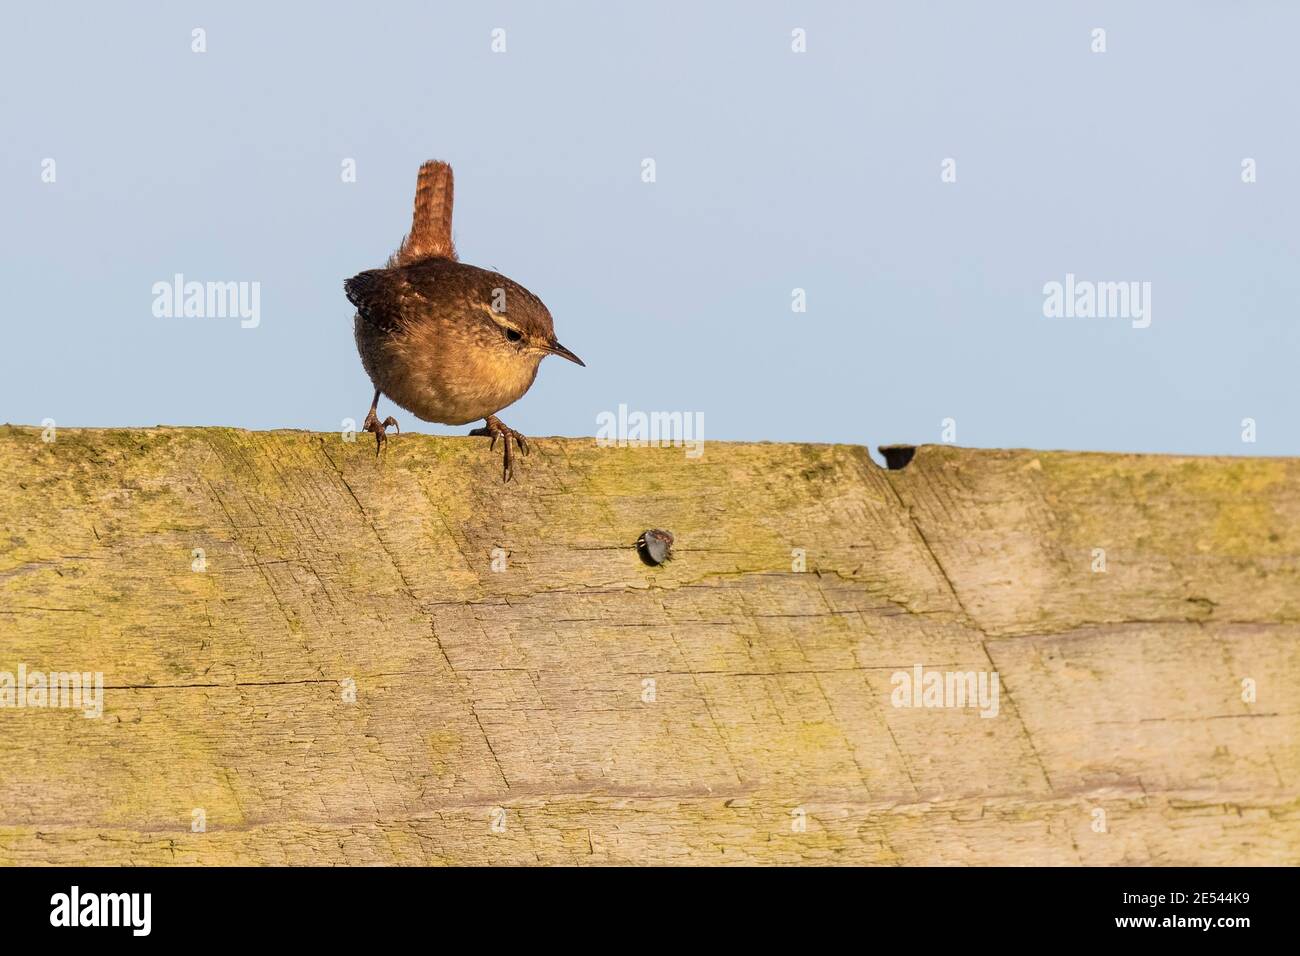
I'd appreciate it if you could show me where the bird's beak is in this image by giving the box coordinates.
[543,340,585,367]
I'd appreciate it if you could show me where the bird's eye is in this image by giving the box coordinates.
[505,328,522,343]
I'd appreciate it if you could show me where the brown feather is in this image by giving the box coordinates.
[391,160,457,266]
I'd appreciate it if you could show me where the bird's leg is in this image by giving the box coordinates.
[469,414,530,482]
[362,389,399,456]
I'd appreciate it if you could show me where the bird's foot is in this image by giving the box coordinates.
[363,408,399,457]
[469,414,529,482]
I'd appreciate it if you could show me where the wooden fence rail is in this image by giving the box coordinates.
[0,426,1296,864]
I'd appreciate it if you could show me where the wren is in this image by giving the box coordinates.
[345,160,583,481]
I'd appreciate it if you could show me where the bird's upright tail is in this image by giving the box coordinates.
[392,160,457,266]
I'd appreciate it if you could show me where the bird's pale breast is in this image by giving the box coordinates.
[354,313,541,426]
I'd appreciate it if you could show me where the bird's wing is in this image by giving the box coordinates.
[392,160,457,266]
[345,269,415,334]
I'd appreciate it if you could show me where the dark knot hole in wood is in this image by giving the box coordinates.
[879,445,917,471]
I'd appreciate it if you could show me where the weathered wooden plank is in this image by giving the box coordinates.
[0,427,1295,864]
[886,445,1300,635]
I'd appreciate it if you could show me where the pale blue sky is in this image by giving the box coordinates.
[3,1,1296,456]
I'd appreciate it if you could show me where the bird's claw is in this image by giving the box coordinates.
[363,409,399,457]
[470,416,530,482]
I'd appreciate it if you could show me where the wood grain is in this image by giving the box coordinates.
[0,427,1295,865]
